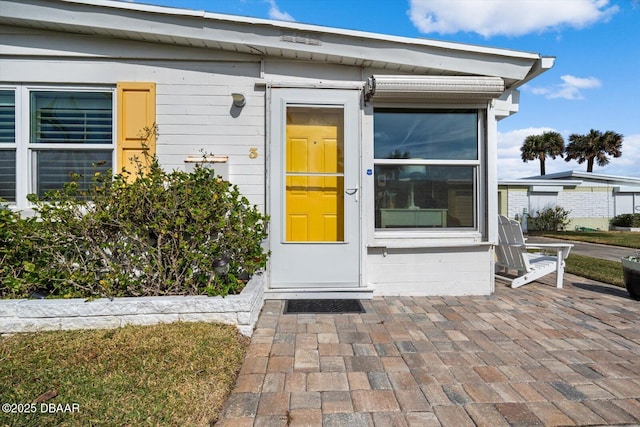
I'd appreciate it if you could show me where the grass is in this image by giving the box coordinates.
[0,322,248,427]
[539,230,640,249]
[565,254,625,287]
[534,230,637,287]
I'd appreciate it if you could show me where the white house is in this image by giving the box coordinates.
[499,171,640,230]
[0,0,554,297]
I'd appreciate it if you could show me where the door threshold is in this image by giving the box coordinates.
[265,287,374,300]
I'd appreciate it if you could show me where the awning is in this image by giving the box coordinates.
[365,75,505,101]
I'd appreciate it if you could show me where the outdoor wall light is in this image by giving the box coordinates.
[231,92,246,108]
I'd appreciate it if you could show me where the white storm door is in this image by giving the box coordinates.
[269,89,360,288]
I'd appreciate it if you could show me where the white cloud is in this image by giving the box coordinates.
[527,74,601,100]
[498,128,640,179]
[409,0,619,37]
[595,133,640,177]
[266,0,295,22]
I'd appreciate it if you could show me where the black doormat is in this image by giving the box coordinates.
[284,299,365,314]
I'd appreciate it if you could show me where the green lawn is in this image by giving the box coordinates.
[535,231,636,287]
[540,230,640,249]
[0,322,248,426]
[565,254,625,287]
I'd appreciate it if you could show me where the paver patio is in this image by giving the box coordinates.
[216,274,640,426]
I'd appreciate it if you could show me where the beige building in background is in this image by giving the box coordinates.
[499,171,640,230]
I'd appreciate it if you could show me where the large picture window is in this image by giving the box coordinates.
[0,87,114,205]
[374,109,479,229]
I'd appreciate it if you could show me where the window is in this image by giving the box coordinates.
[374,109,479,229]
[1,87,114,205]
[0,90,16,201]
[30,91,113,197]
[31,91,112,144]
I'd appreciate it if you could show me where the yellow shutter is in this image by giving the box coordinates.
[116,82,156,177]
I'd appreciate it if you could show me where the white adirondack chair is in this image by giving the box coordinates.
[495,215,573,288]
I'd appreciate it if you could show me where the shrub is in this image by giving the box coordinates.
[1,152,269,299]
[0,205,57,298]
[610,213,640,228]
[527,206,571,231]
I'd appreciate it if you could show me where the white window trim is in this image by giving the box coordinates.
[364,102,489,248]
[4,85,117,210]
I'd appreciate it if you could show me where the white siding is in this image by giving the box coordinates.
[154,82,266,210]
[1,26,268,210]
[367,246,494,296]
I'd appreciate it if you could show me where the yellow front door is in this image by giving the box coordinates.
[285,107,344,242]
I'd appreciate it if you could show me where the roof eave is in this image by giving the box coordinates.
[0,0,551,84]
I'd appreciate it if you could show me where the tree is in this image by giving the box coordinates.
[564,129,623,172]
[520,131,565,176]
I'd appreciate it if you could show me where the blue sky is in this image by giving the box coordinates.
[132,0,640,179]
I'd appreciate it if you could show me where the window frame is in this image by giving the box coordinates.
[367,103,488,245]
[0,85,116,209]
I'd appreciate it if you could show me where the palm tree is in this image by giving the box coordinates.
[520,131,565,176]
[564,129,623,172]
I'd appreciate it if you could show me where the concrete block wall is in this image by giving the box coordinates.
[507,190,529,219]
[0,273,266,337]
[559,190,614,219]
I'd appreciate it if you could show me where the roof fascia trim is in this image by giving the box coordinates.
[59,0,541,61]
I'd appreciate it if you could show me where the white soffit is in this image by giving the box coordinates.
[615,186,640,193]
[365,75,505,101]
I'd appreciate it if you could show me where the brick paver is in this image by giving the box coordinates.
[217,274,640,426]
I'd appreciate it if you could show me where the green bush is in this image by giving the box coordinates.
[610,213,640,228]
[1,204,64,298]
[527,206,571,231]
[1,154,269,299]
